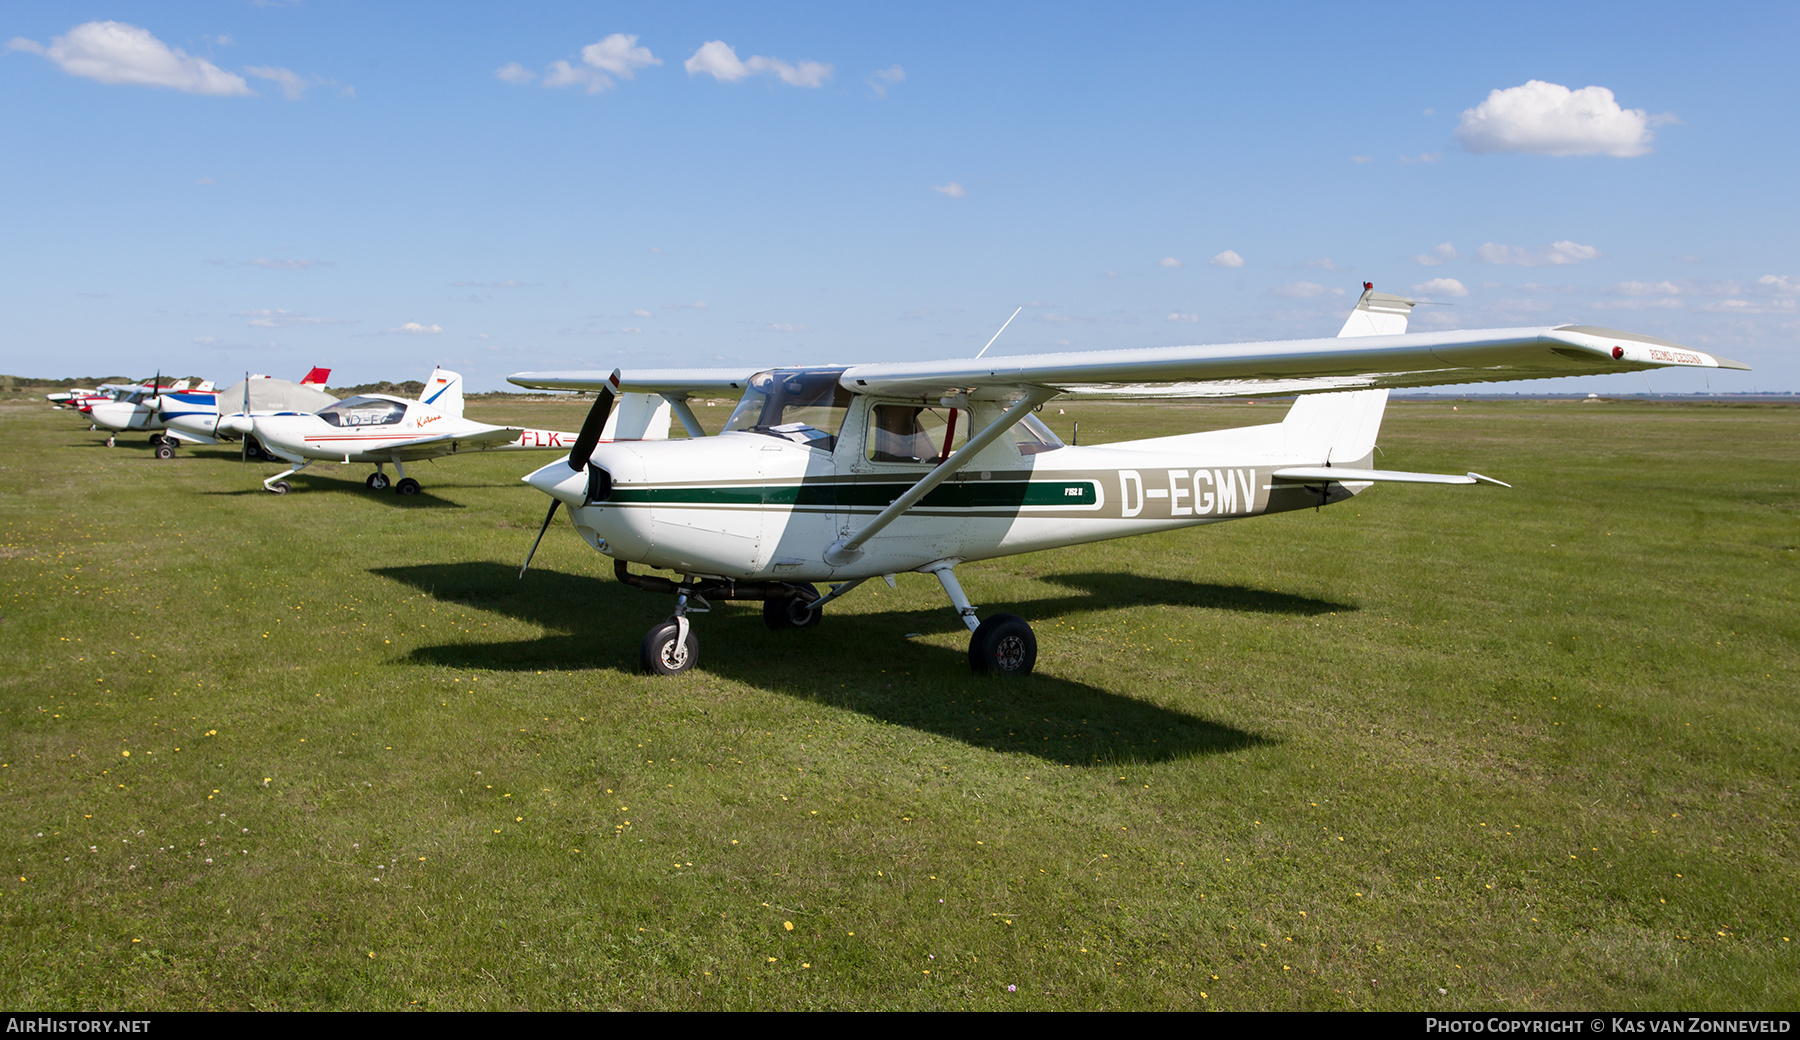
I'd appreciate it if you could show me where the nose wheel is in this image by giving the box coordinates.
[641,618,699,675]
[365,472,390,490]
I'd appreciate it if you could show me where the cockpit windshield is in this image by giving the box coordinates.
[723,368,853,451]
[318,396,408,428]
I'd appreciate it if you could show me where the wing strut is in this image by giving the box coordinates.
[823,386,1058,566]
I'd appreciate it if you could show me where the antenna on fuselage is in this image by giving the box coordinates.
[974,306,1023,360]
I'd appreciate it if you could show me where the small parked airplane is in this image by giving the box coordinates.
[85,377,215,448]
[247,367,611,495]
[510,284,1748,677]
[159,367,335,459]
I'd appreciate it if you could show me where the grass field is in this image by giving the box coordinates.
[1,390,1794,1010]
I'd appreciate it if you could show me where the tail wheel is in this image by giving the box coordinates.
[969,614,1037,676]
[762,583,822,630]
[640,620,698,676]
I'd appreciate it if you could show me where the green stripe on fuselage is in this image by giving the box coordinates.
[608,478,1097,510]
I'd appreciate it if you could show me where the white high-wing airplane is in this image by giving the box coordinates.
[510,285,1748,677]
[248,367,630,495]
[86,378,215,448]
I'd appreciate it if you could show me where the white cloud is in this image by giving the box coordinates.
[533,34,660,94]
[764,323,813,333]
[931,182,967,198]
[1351,155,1374,164]
[244,65,311,100]
[1757,275,1800,296]
[868,64,904,97]
[1166,312,1200,322]
[10,21,250,95]
[1413,242,1458,267]
[1476,240,1600,267]
[1454,80,1659,157]
[1411,277,1468,298]
[236,308,354,328]
[1607,280,1685,296]
[685,40,831,88]
[1208,251,1244,268]
[1397,153,1441,163]
[1302,258,1340,272]
[582,34,658,77]
[388,322,443,334]
[631,309,652,318]
[1159,257,1183,268]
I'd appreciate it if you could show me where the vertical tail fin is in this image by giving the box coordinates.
[300,367,331,386]
[420,367,464,419]
[1283,284,1417,465]
[1336,282,1417,338]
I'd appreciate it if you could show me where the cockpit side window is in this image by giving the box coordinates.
[318,396,408,428]
[724,369,852,451]
[867,403,966,464]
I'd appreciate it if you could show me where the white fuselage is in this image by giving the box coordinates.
[530,396,1363,584]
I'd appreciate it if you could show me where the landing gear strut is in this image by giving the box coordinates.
[925,560,1038,676]
[610,563,828,676]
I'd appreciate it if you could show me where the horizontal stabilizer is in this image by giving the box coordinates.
[1271,467,1511,487]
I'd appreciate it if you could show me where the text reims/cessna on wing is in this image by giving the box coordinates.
[248,367,637,495]
[511,285,1748,677]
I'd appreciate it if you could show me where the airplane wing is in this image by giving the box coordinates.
[508,369,758,395]
[835,325,1749,401]
[387,426,526,460]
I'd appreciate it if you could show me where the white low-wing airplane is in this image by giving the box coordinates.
[248,367,648,495]
[510,285,1748,677]
[156,367,333,459]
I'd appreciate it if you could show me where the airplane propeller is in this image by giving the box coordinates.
[520,370,618,577]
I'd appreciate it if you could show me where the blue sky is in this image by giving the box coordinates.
[3,2,1795,392]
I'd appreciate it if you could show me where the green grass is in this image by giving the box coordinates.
[1,392,1795,1010]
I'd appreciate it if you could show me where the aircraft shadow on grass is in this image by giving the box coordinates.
[371,561,1299,764]
[199,479,466,508]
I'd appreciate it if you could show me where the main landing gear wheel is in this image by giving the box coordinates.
[155,443,175,460]
[268,480,292,495]
[149,434,165,446]
[763,583,822,630]
[968,613,1037,676]
[395,478,420,496]
[105,435,116,448]
[365,473,390,490]
[640,619,698,676]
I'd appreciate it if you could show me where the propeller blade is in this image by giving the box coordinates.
[518,499,561,578]
[565,369,621,472]
[240,372,250,464]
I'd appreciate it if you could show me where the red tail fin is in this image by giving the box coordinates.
[300,367,331,386]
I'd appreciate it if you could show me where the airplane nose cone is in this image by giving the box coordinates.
[523,458,586,507]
